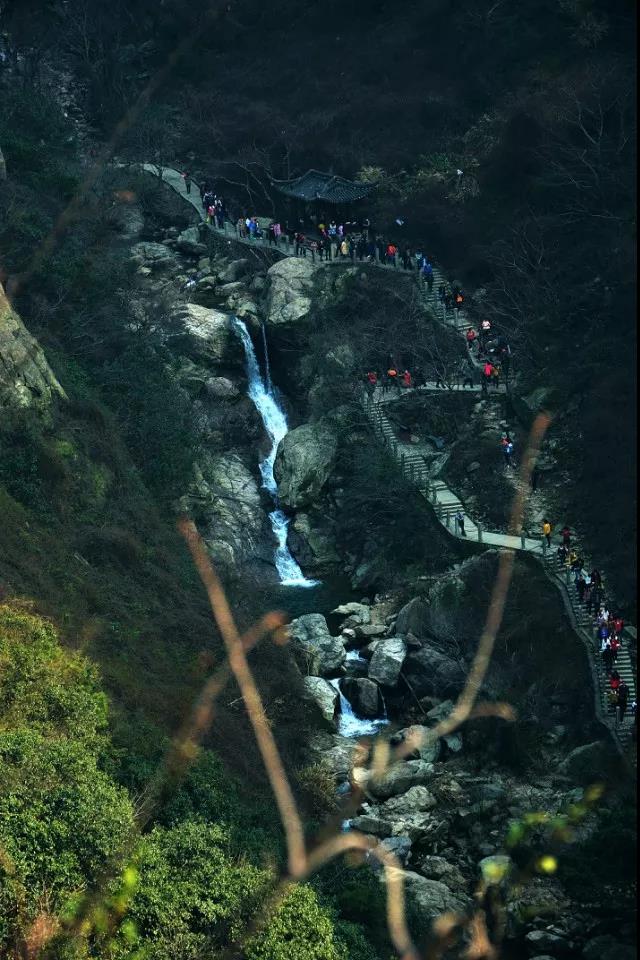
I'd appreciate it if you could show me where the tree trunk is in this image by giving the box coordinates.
[0,144,6,182]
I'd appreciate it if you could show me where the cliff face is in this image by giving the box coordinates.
[0,285,66,410]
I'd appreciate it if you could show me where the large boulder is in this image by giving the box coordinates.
[274,421,338,509]
[368,637,407,687]
[204,377,241,401]
[0,288,66,410]
[365,759,435,801]
[404,643,467,698]
[417,856,468,893]
[288,614,346,676]
[220,259,249,283]
[395,597,432,638]
[341,678,381,718]
[386,870,467,925]
[301,676,340,730]
[168,303,243,367]
[380,785,436,818]
[130,241,179,270]
[176,226,207,256]
[264,257,317,328]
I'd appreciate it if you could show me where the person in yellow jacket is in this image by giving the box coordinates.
[542,520,552,547]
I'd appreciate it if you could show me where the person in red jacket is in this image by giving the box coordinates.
[613,616,624,639]
[466,328,477,351]
[610,670,621,692]
[610,635,621,663]
[402,369,412,388]
[560,525,571,548]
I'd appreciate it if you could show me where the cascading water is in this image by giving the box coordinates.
[231,317,319,588]
[329,678,389,737]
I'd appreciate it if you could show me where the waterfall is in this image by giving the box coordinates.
[261,323,272,393]
[329,678,389,738]
[231,317,319,588]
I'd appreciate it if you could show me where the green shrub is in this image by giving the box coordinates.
[0,603,108,744]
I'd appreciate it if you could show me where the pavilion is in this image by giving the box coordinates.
[270,169,375,228]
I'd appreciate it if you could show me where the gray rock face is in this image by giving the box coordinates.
[0,288,66,410]
[404,644,466,698]
[220,259,249,283]
[130,241,179,270]
[265,257,317,327]
[204,376,241,400]
[395,598,432,638]
[418,856,467,892]
[176,226,207,255]
[341,678,381,718]
[274,421,338,509]
[288,513,341,572]
[332,602,371,627]
[350,813,393,838]
[354,623,386,640]
[288,614,346,676]
[380,785,436,817]
[169,303,243,367]
[368,637,407,686]
[308,731,355,781]
[389,871,467,924]
[367,759,434,801]
[190,453,267,570]
[301,676,340,730]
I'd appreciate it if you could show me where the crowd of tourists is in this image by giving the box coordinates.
[542,521,636,736]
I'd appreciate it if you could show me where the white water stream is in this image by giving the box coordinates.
[329,650,389,738]
[231,317,319,588]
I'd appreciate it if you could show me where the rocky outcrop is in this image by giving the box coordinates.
[368,637,407,686]
[301,677,340,730]
[264,257,317,328]
[288,614,346,676]
[182,452,268,571]
[389,870,468,924]
[341,678,380,718]
[288,512,341,573]
[176,226,207,256]
[403,643,466,698]
[130,241,179,270]
[168,303,243,367]
[220,259,249,284]
[274,420,338,509]
[0,287,66,410]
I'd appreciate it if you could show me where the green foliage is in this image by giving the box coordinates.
[103,821,269,959]
[245,884,347,960]
[0,604,108,744]
[0,731,133,940]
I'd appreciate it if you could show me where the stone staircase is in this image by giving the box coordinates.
[140,162,636,758]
